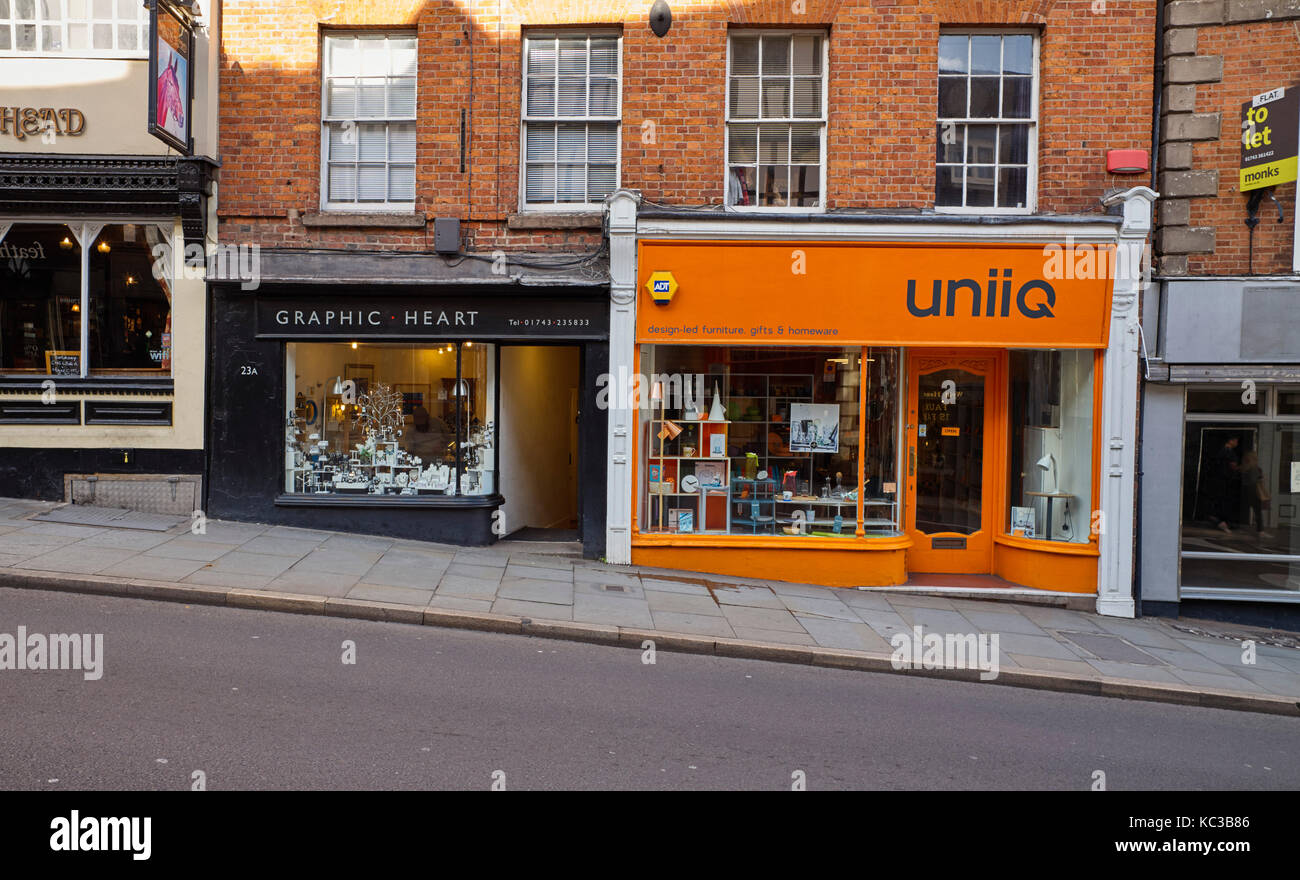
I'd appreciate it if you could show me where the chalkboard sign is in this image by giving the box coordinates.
[44,350,80,375]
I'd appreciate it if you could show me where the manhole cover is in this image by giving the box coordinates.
[600,584,626,593]
[1058,631,1163,665]
[32,505,186,532]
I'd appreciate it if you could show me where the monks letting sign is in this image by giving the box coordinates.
[1241,86,1299,192]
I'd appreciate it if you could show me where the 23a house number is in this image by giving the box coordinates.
[240,365,258,375]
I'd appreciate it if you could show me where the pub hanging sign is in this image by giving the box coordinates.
[146,0,196,155]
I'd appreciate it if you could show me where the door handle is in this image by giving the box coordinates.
[909,447,915,477]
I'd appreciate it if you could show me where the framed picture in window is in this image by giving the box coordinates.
[344,363,375,397]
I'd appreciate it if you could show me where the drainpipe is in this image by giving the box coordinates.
[1133,0,1166,617]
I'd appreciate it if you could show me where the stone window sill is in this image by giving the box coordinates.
[301,212,427,229]
[507,212,603,230]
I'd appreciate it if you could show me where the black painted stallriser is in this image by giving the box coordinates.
[0,447,203,500]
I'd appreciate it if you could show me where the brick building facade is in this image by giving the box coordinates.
[1141,0,1300,622]
[209,0,1159,615]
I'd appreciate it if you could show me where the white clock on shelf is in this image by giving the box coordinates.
[680,475,699,494]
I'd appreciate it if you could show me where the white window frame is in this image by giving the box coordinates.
[319,31,418,214]
[934,28,1039,215]
[519,29,623,213]
[723,29,829,214]
[0,0,150,58]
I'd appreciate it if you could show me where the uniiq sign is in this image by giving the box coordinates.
[635,241,1114,348]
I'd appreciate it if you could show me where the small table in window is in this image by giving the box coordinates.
[1022,491,1073,542]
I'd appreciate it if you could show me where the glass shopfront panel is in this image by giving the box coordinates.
[639,344,900,537]
[1182,385,1300,592]
[0,223,81,373]
[285,341,495,497]
[1007,349,1093,543]
[87,224,172,373]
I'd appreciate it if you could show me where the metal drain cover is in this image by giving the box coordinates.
[1058,631,1163,665]
[600,584,627,592]
[32,505,186,532]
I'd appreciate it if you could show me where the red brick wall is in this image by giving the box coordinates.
[217,0,1154,250]
[1188,20,1298,276]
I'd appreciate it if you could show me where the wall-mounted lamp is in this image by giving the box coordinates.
[350,341,358,350]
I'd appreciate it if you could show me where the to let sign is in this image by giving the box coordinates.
[1241,86,1298,192]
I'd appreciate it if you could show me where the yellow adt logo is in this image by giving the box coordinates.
[646,271,678,305]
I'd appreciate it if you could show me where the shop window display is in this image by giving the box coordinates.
[639,345,899,536]
[1181,386,1300,592]
[88,224,172,373]
[285,341,495,497]
[0,223,81,373]
[1007,349,1093,542]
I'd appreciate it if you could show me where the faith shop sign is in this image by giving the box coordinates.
[255,297,608,339]
[1241,86,1298,192]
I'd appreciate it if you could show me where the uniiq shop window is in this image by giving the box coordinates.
[936,31,1037,211]
[285,342,496,498]
[0,222,172,375]
[1180,385,1300,593]
[726,31,826,209]
[521,32,621,208]
[321,32,417,210]
[0,0,149,55]
[638,345,901,537]
[1007,350,1094,543]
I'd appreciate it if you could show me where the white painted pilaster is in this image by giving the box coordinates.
[604,189,641,564]
[1096,185,1157,618]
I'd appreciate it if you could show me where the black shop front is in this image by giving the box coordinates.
[207,271,609,557]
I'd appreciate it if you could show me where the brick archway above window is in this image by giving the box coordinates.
[928,0,1052,26]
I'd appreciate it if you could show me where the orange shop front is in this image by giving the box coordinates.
[631,239,1114,594]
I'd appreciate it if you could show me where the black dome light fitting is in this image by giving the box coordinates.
[649,0,672,38]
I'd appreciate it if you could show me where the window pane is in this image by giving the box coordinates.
[327,122,357,161]
[790,164,820,207]
[731,36,759,76]
[938,76,966,118]
[557,76,586,115]
[357,123,386,161]
[728,123,757,164]
[558,38,586,76]
[91,22,109,47]
[999,123,1029,164]
[116,0,134,19]
[761,77,789,117]
[590,38,618,74]
[761,35,790,74]
[1007,350,1094,543]
[17,23,36,49]
[729,77,759,118]
[117,23,136,50]
[556,123,585,161]
[758,124,788,163]
[526,163,555,202]
[936,121,964,163]
[1187,389,1267,415]
[526,39,555,76]
[40,23,57,51]
[388,123,416,162]
[936,165,963,206]
[1004,34,1033,75]
[998,167,1027,208]
[328,38,358,77]
[359,38,388,76]
[526,77,555,115]
[525,123,555,161]
[966,124,997,164]
[327,81,357,117]
[793,77,821,118]
[388,77,416,116]
[966,165,995,206]
[589,76,618,115]
[67,0,84,16]
[588,123,617,162]
[92,0,109,19]
[1278,389,1300,414]
[329,165,357,201]
[356,79,386,117]
[390,40,417,76]
[758,164,788,206]
[589,164,617,200]
[728,165,756,206]
[969,77,999,117]
[0,27,10,51]
[388,165,415,202]
[87,224,172,374]
[357,165,386,201]
[1002,75,1032,118]
[557,163,586,202]
[938,34,968,74]
[0,224,81,373]
[791,34,820,75]
[790,122,820,163]
[970,35,1001,74]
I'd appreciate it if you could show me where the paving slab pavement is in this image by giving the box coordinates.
[0,497,1297,715]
